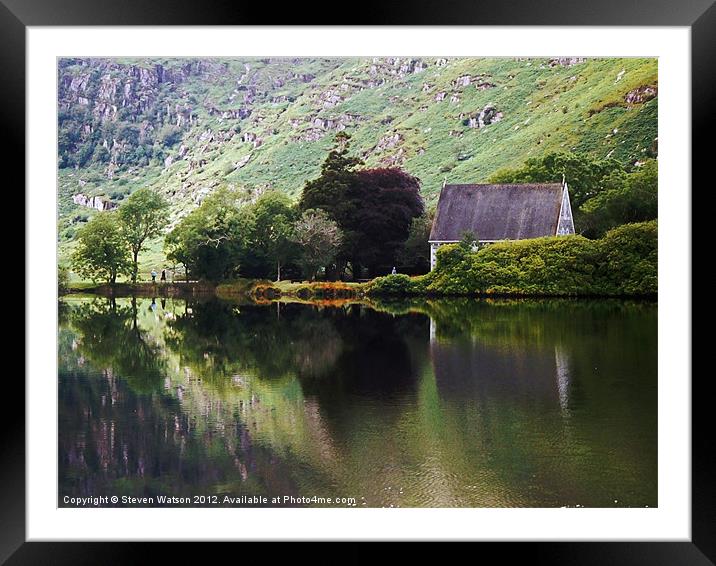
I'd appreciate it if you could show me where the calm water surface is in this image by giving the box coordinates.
[58,296,657,507]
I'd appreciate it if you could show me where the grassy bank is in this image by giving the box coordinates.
[216,279,367,303]
[61,281,216,298]
[62,279,369,303]
[368,221,657,298]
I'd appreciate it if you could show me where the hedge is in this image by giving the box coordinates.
[368,221,657,297]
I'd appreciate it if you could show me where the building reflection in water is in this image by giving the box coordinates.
[428,316,570,412]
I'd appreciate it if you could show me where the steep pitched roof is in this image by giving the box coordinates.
[429,183,564,242]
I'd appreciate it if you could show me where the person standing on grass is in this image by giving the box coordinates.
[151,269,157,283]
[160,269,166,283]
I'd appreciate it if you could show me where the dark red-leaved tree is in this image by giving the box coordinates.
[341,168,423,277]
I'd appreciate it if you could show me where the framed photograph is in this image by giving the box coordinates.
[9,0,708,562]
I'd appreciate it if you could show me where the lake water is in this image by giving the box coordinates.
[58,295,657,508]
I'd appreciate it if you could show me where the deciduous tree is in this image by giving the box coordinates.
[291,209,343,280]
[164,187,254,281]
[252,191,298,281]
[118,188,169,282]
[72,212,131,284]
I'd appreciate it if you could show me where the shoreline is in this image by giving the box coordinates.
[59,279,657,302]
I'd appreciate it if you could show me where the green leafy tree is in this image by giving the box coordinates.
[118,188,169,282]
[71,212,131,284]
[252,191,298,281]
[397,210,435,274]
[58,264,70,290]
[164,187,254,281]
[299,133,363,218]
[599,220,658,295]
[489,151,625,209]
[459,231,480,252]
[580,160,658,237]
[291,209,343,280]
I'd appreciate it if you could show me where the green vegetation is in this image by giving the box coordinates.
[160,135,423,282]
[397,210,434,274]
[58,57,658,271]
[251,191,297,281]
[580,159,658,237]
[369,221,657,297]
[489,151,625,208]
[164,187,254,281]
[298,134,424,276]
[59,58,658,295]
[72,213,131,284]
[290,209,343,281]
[490,151,657,237]
[71,188,169,284]
[118,188,169,282]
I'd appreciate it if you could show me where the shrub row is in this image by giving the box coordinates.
[368,221,657,297]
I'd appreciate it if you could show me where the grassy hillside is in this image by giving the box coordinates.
[58,56,657,273]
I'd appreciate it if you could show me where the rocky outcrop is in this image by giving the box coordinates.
[374,132,402,152]
[293,113,364,142]
[234,154,251,170]
[548,57,586,67]
[207,105,252,120]
[625,85,657,105]
[368,57,427,78]
[72,193,117,211]
[241,132,262,148]
[465,104,504,128]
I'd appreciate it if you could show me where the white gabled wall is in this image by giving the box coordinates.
[556,181,576,235]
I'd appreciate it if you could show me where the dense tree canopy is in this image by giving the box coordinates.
[580,160,657,237]
[490,151,657,238]
[397,209,434,275]
[489,151,626,209]
[164,187,255,281]
[250,191,298,281]
[300,135,424,276]
[371,220,657,297]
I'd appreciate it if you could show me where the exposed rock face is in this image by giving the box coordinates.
[207,105,251,120]
[293,113,364,142]
[374,132,402,152]
[293,72,315,83]
[625,85,657,105]
[316,88,344,109]
[241,132,262,148]
[475,80,495,91]
[58,59,223,169]
[466,104,504,128]
[234,154,251,170]
[549,57,586,67]
[57,56,658,230]
[72,193,117,211]
[59,59,220,123]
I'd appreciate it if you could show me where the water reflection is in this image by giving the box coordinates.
[59,296,657,507]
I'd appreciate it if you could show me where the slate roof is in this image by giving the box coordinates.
[429,183,565,242]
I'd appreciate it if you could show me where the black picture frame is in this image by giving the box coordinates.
[6,0,709,562]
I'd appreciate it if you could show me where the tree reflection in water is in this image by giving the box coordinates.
[59,296,657,507]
